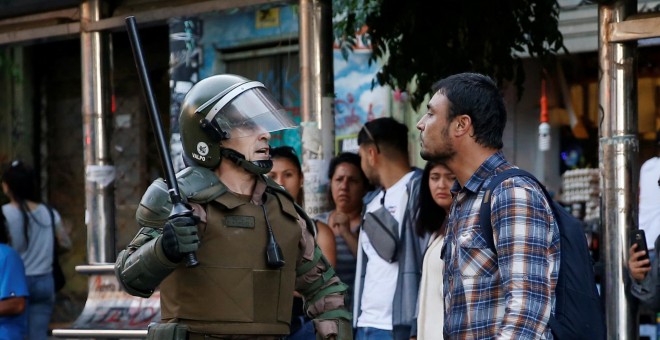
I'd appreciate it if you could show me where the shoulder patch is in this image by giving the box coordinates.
[273,191,299,220]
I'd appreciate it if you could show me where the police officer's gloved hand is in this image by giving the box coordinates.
[161,215,200,262]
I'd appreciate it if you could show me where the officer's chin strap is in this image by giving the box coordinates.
[221,148,272,175]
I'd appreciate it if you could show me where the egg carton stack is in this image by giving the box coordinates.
[561,168,600,222]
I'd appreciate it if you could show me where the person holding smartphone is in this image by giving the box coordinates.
[628,134,660,308]
[628,230,660,309]
[638,134,660,258]
[629,230,652,281]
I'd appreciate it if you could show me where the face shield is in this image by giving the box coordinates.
[197,81,296,139]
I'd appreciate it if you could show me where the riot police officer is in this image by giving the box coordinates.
[115,74,352,339]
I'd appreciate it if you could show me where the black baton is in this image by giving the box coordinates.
[125,15,199,268]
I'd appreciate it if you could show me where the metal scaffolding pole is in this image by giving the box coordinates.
[598,1,638,338]
[299,0,335,216]
[80,0,115,264]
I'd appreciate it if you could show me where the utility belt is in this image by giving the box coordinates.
[146,323,188,340]
[188,334,284,340]
[147,322,284,340]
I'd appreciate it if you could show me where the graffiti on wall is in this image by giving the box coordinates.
[72,274,160,330]
[169,17,201,172]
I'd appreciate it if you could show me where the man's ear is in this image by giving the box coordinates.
[454,115,472,137]
[367,145,379,165]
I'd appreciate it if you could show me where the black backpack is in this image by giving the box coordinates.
[480,168,606,339]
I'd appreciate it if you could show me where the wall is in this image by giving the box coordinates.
[30,38,86,323]
[198,5,402,159]
[1,24,172,325]
[0,47,35,167]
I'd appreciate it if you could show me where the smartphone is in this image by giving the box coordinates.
[631,229,650,266]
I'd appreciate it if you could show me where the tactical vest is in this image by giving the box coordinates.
[159,188,302,335]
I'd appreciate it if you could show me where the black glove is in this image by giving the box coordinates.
[161,215,200,262]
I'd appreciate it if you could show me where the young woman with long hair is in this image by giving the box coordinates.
[1,160,71,340]
[415,160,455,339]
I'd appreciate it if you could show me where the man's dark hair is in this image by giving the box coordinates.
[432,73,506,149]
[415,160,448,237]
[357,117,409,158]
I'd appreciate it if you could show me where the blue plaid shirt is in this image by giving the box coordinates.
[442,151,560,339]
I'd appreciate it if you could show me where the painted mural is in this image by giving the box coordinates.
[70,273,160,331]
[333,31,404,153]
[333,46,392,152]
[333,49,390,137]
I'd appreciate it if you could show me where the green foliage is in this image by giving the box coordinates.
[333,0,567,109]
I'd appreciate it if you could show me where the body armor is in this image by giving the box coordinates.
[160,188,300,335]
[115,167,351,338]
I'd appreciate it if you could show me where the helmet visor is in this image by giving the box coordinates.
[211,87,296,138]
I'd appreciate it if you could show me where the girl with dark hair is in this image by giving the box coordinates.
[1,160,71,340]
[415,160,453,237]
[414,160,454,339]
[269,146,305,205]
[268,146,336,340]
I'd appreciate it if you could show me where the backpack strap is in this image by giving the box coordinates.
[43,203,58,248]
[42,203,62,264]
[480,168,551,255]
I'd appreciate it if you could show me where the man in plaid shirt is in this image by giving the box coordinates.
[416,73,560,339]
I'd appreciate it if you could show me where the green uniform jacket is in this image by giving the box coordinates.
[115,166,352,339]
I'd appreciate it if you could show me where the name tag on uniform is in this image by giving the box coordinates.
[225,215,255,228]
